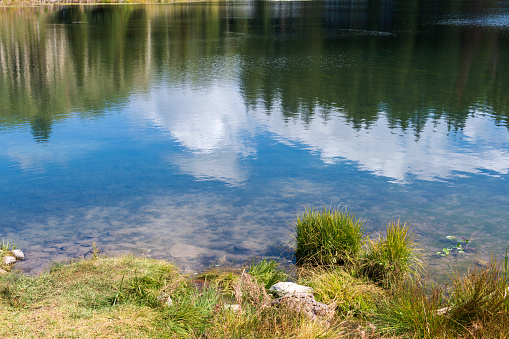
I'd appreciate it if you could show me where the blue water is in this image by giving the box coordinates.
[1,1,509,275]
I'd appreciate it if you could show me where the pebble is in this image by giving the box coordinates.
[12,249,25,260]
[3,256,16,265]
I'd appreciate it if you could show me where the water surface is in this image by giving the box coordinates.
[1,1,509,275]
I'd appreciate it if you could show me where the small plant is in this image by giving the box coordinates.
[361,220,421,284]
[295,206,365,266]
[1,239,16,252]
[91,242,101,258]
[248,259,287,290]
[436,235,471,256]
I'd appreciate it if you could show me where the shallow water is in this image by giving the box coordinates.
[1,1,509,275]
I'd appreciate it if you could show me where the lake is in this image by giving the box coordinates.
[1,0,508,276]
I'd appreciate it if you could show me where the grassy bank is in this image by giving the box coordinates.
[1,207,508,338]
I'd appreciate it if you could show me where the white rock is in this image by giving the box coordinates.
[224,304,242,312]
[157,294,173,306]
[12,249,25,260]
[3,256,16,265]
[269,282,313,296]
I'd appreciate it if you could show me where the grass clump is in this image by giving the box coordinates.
[374,255,509,338]
[445,255,509,334]
[374,279,445,337]
[361,220,421,284]
[299,267,383,317]
[295,206,365,266]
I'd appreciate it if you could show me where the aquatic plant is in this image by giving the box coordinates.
[294,206,365,266]
[436,235,471,256]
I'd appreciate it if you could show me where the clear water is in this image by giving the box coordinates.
[1,1,509,275]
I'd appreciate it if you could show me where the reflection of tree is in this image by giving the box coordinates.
[30,115,52,143]
[238,0,508,135]
[0,1,508,142]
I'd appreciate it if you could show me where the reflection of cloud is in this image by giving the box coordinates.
[133,85,509,184]
[2,135,99,175]
[171,151,248,186]
[259,106,509,182]
[132,86,256,186]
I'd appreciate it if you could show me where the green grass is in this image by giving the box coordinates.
[360,220,422,284]
[295,206,365,266]
[248,259,287,290]
[299,267,383,318]
[445,255,509,334]
[374,278,446,338]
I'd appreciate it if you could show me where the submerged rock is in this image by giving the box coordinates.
[269,282,313,296]
[169,244,206,259]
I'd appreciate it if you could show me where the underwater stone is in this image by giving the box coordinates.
[269,282,313,296]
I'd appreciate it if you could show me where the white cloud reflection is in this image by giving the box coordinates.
[262,106,509,183]
[131,86,257,186]
[135,83,509,184]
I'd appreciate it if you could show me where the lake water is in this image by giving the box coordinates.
[1,1,509,276]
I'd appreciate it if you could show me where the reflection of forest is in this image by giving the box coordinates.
[0,1,507,142]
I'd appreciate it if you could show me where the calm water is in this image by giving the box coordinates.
[1,1,509,275]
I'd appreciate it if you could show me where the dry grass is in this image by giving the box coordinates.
[299,267,384,318]
[1,248,507,338]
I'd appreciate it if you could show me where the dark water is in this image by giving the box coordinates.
[1,1,509,275]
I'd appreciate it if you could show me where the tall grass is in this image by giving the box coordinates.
[374,255,509,338]
[295,206,365,266]
[445,255,509,334]
[361,220,421,284]
[374,279,445,338]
